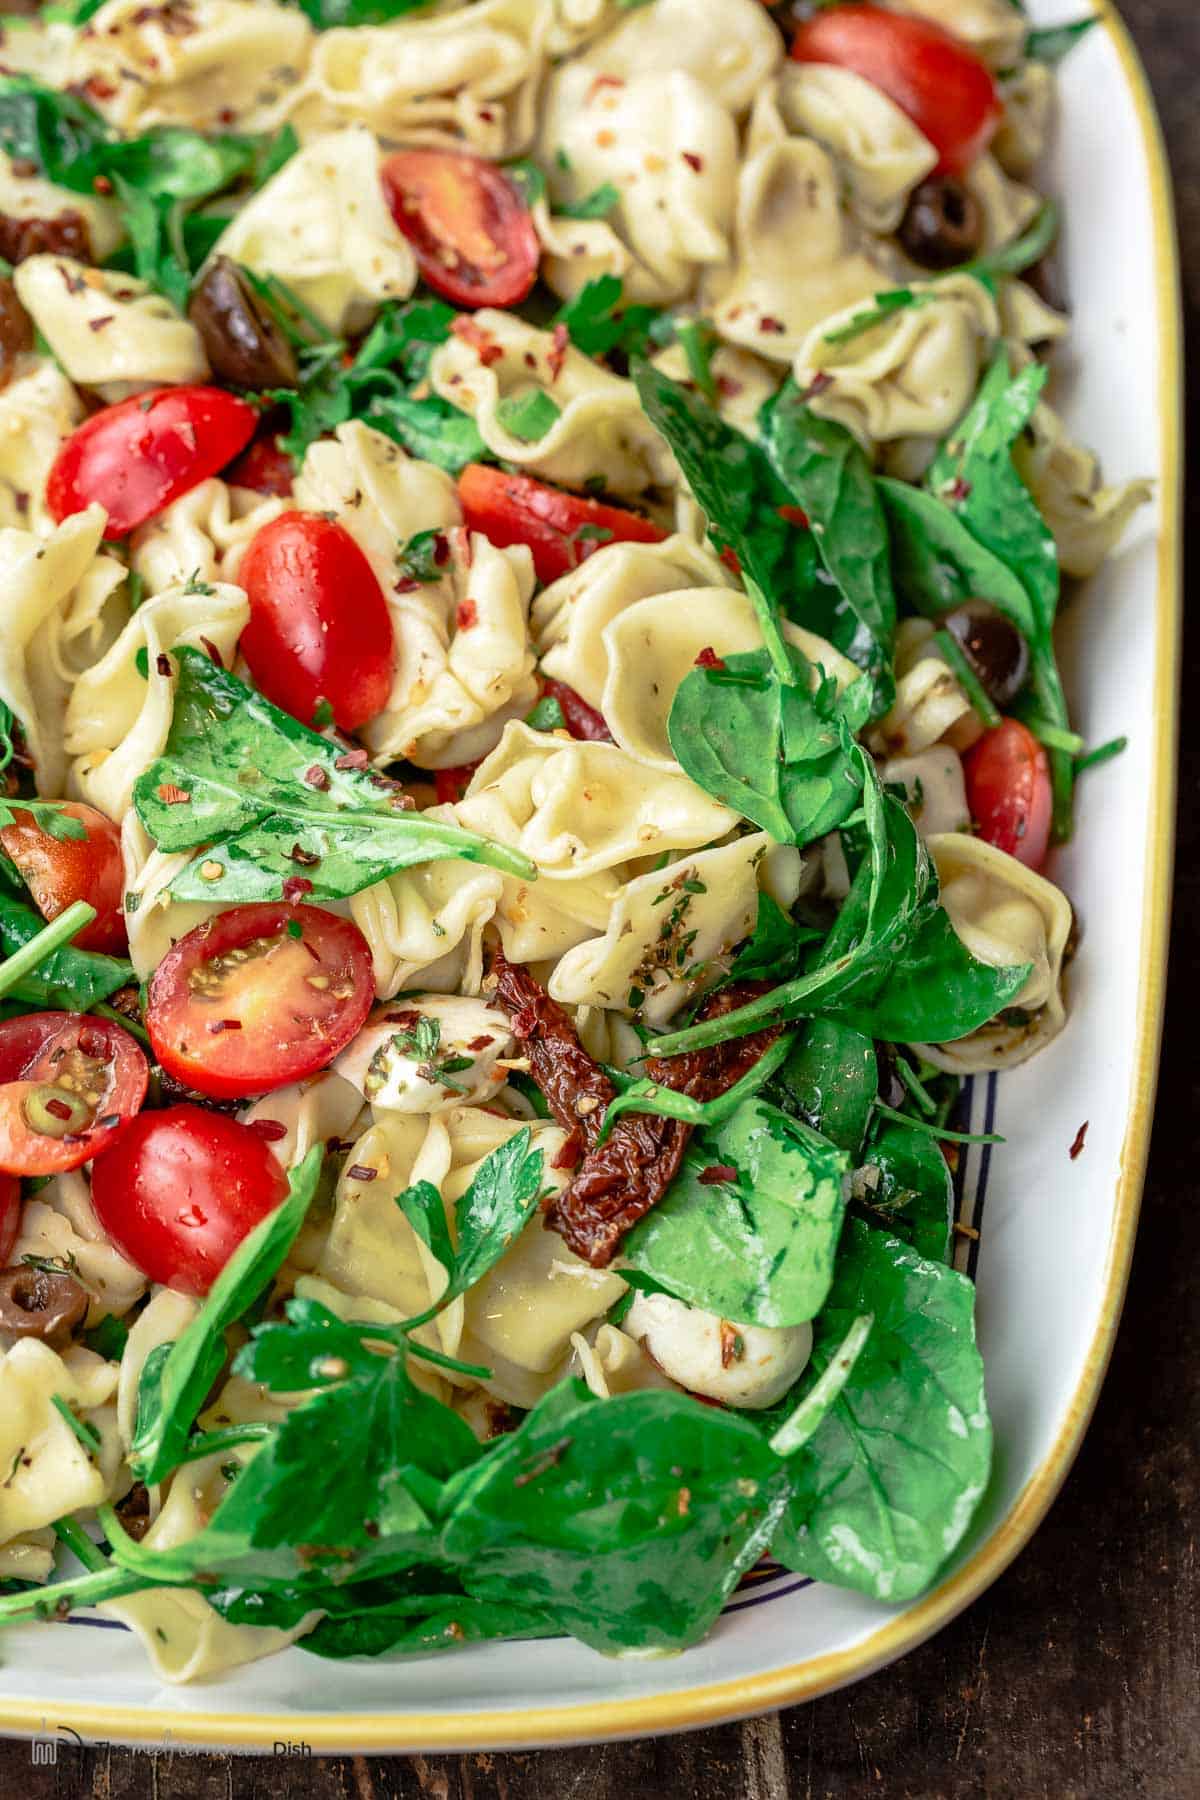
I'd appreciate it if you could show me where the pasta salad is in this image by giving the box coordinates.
[0,0,1149,1681]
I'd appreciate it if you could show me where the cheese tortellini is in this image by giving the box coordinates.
[13,257,208,398]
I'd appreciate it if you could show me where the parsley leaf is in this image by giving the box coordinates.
[555,275,662,360]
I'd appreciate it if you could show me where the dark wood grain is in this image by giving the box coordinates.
[2,4,1197,1794]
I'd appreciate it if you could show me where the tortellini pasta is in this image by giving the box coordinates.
[65,579,249,818]
[0,358,84,535]
[0,1341,118,1540]
[1013,403,1154,579]
[429,309,676,498]
[12,1172,147,1325]
[880,745,971,840]
[350,858,506,999]
[995,62,1057,178]
[548,832,800,1026]
[131,478,284,598]
[13,257,208,399]
[794,273,1000,448]
[454,721,736,876]
[211,128,418,335]
[873,618,980,758]
[572,0,782,115]
[0,151,123,262]
[775,63,937,235]
[915,833,1074,1072]
[294,420,461,594]
[883,0,1026,69]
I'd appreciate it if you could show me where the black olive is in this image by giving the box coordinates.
[943,599,1030,707]
[188,256,298,392]
[0,276,32,388]
[0,1265,88,1348]
[898,177,984,271]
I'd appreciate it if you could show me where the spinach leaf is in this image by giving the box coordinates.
[857,1118,953,1264]
[560,182,620,221]
[303,1588,551,1659]
[555,275,661,360]
[495,389,562,441]
[438,1380,792,1653]
[622,1098,848,1328]
[296,0,437,25]
[825,903,1031,1045]
[131,1148,322,1488]
[728,892,823,984]
[667,647,862,846]
[769,1220,992,1602]
[760,382,896,703]
[766,1312,874,1457]
[396,1129,546,1323]
[596,1033,795,1143]
[132,646,534,901]
[0,886,132,1010]
[769,1019,878,1157]
[1025,18,1096,63]
[632,360,823,667]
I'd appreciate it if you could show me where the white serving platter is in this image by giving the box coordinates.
[0,0,1180,1752]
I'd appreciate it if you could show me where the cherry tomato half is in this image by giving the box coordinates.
[0,801,126,955]
[90,1105,289,1296]
[0,1174,21,1264]
[47,386,258,540]
[146,903,375,1101]
[227,430,295,497]
[381,150,539,309]
[238,511,395,733]
[962,718,1052,871]
[457,464,668,587]
[540,677,613,743]
[791,5,1000,175]
[0,1013,148,1177]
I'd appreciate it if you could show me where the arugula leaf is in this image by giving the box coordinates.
[769,1221,992,1603]
[1025,18,1096,63]
[555,275,661,360]
[397,1128,546,1323]
[667,646,863,846]
[769,1019,878,1157]
[132,646,534,902]
[759,382,897,703]
[438,1380,792,1653]
[622,1098,848,1329]
[857,1117,953,1265]
[0,886,132,1010]
[131,1148,322,1488]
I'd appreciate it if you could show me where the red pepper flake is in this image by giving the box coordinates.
[758,315,786,336]
[43,1097,73,1122]
[512,1435,573,1487]
[456,598,478,632]
[586,72,625,104]
[547,321,569,382]
[948,475,972,503]
[334,748,369,771]
[715,374,743,399]
[454,525,474,570]
[681,151,704,173]
[200,635,223,667]
[394,576,421,594]
[84,75,116,101]
[383,1010,422,1027]
[156,783,190,805]
[303,764,331,790]
[778,504,809,529]
[466,1035,495,1052]
[78,1027,107,1059]
[155,652,173,677]
[208,1018,243,1034]
[719,1322,744,1368]
[1069,1120,1089,1160]
[694,647,725,671]
[281,875,313,903]
[698,1163,738,1186]
[346,1164,378,1183]
[92,172,114,195]
[451,315,503,366]
[288,843,321,867]
[247,1118,288,1142]
[802,371,834,400]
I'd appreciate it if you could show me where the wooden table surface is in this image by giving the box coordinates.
[2,3,1196,1794]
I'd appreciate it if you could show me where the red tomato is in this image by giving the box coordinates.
[90,1105,289,1296]
[457,465,668,586]
[0,801,126,955]
[47,386,258,540]
[963,719,1052,871]
[227,431,294,497]
[0,1174,20,1264]
[238,511,395,733]
[146,903,375,1101]
[540,677,613,743]
[790,5,1000,175]
[0,1014,147,1177]
[434,762,483,806]
[381,150,539,309]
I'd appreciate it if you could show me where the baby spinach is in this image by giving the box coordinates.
[667,646,862,846]
[397,1129,547,1324]
[760,382,896,704]
[769,1220,992,1602]
[767,1312,874,1458]
[769,1019,878,1157]
[131,1148,322,1488]
[1025,18,1097,63]
[555,275,661,360]
[296,0,437,25]
[728,892,823,985]
[438,1380,793,1654]
[621,1097,848,1328]
[132,646,535,902]
[826,903,1031,1045]
[856,1117,953,1264]
[0,885,132,1011]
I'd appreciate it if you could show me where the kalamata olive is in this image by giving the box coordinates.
[0,275,32,387]
[0,210,92,267]
[943,599,1030,707]
[899,176,983,271]
[187,256,298,392]
[0,1264,89,1348]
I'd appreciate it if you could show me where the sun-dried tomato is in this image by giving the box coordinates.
[0,211,93,267]
[490,950,615,1151]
